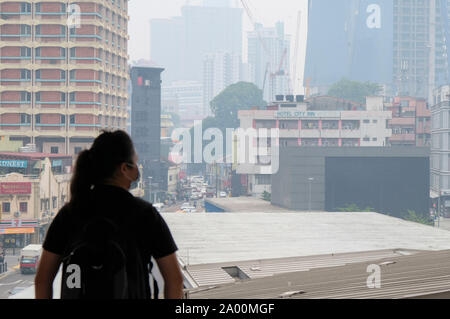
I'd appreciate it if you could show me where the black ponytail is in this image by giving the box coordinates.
[69,130,136,211]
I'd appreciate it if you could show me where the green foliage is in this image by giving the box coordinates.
[262,191,271,202]
[401,210,434,226]
[210,82,266,129]
[327,78,383,104]
[337,204,374,212]
[188,82,266,164]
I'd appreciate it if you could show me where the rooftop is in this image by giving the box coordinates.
[205,197,290,213]
[162,212,450,267]
[187,250,450,299]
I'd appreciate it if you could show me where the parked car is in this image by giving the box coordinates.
[219,191,228,198]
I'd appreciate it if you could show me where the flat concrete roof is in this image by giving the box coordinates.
[162,212,450,266]
[205,197,291,212]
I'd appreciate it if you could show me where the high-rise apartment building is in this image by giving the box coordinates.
[0,0,129,155]
[162,80,204,127]
[248,22,291,102]
[305,0,449,103]
[150,2,242,84]
[430,85,450,216]
[203,52,241,117]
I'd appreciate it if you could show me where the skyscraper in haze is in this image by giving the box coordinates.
[150,1,243,84]
[248,22,291,102]
[203,52,242,117]
[304,0,450,103]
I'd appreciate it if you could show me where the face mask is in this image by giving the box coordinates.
[126,163,140,189]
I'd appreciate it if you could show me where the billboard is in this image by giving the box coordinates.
[304,0,394,88]
[0,183,32,195]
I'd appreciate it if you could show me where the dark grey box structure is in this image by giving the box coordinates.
[271,147,430,217]
[130,66,164,190]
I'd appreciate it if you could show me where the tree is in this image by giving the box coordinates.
[262,191,271,202]
[187,82,266,165]
[327,78,383,104]
[210,82,266,129]
[401,210,434,226]
[337,204,374,212]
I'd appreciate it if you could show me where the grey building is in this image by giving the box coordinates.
[272,147,430,217]
[130,66,164,198]
[304,0,449,102]
[431,85,450,216]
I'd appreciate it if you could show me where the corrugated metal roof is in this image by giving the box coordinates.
[185,249,421,288]
[187,250,450,299]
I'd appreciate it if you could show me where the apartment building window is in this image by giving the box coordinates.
[21,114,31,124]
[21,25,31,35]
[70,47,76,58]
[52,196,57,209]
[256,175,271,185]
[61,115,66,124]
[19,202,28,213]
[2,202,10,214]
[70,92,76,102]
[51,147,59,154]
[21,3,31,13]
[21,69,31,80]
[35,114,41,124]
[70,115,76,124]
[20,47,31,57]
[74,147,82,155]
[21,92,31,102]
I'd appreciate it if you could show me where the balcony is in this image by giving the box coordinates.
[300,130,321,138]
[389,134,416,143]
[320,130,340,138]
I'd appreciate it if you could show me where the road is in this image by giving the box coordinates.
[0,270,35,299]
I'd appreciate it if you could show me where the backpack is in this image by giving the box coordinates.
[60,213,159,299]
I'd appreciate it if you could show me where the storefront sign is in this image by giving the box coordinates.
[0,228,34,234]
[275,111,341,119]
[0,219,38,228]
[52,160,62,167]
[0,160,27,168]
[0,182,32,194]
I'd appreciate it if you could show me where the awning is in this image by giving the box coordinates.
[0,228,34,234]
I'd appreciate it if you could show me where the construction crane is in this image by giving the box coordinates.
[292,11,302,95]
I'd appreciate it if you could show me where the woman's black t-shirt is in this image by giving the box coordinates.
[43,184,178,297]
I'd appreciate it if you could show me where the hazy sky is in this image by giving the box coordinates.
[128,0,308,86]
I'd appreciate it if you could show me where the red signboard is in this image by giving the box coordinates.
[0,182,32,195]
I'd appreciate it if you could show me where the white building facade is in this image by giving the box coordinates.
[203,52,241,118]
[237,97,393,197]
[162,81,204,127]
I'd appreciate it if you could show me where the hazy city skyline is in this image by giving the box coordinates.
[128,0,308,89]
